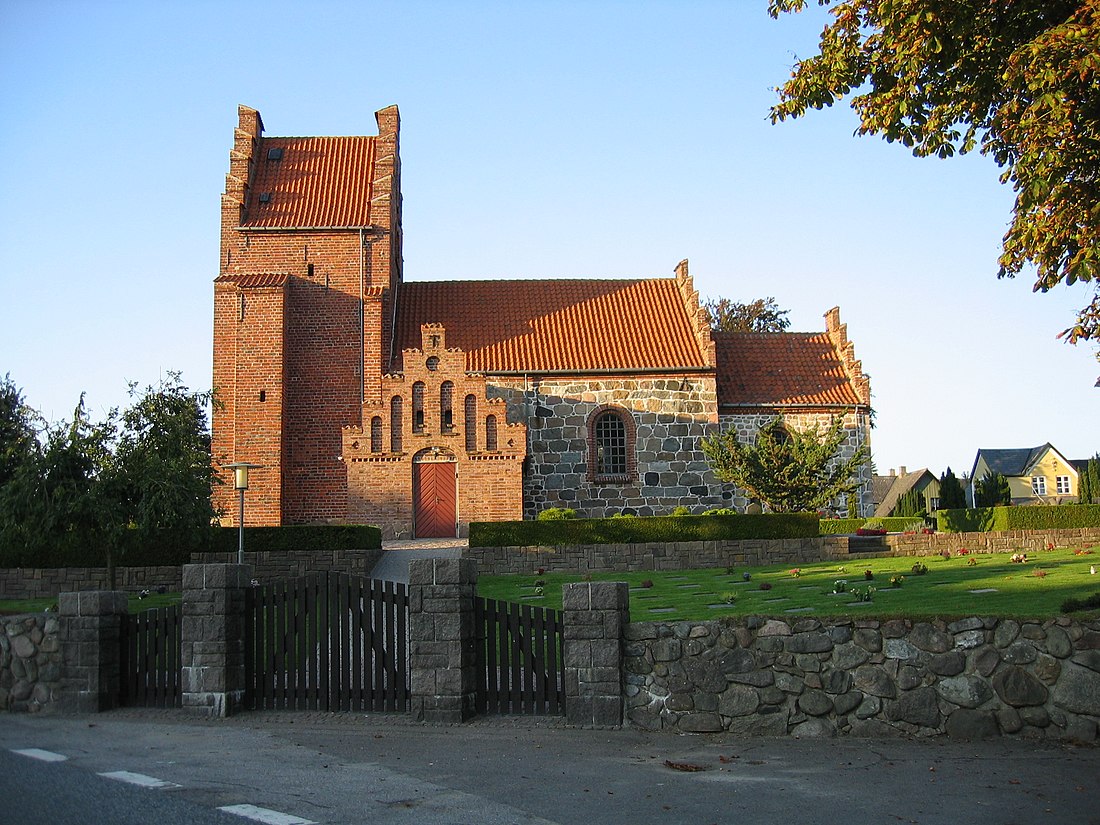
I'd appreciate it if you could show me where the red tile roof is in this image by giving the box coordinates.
[714,332,863,407]
[241,136,377,228]
[213,272,289,288]
[394,279,709,373]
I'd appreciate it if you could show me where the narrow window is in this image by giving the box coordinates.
[370,416,383,453]
[464,395,478,451]
[258,390,266,403]
[390,396,403,452]
[485,414,498,451]
[1031,476,1047,496]
[412,381,425,433]
[440,381,454,433]
[594,412,627,476]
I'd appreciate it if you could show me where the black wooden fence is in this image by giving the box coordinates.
[119,604,182,708]
[474,597,565,716]
[243,573,409,712]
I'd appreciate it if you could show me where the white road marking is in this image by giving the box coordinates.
[218,804,317,825]
[11,748,68,762]
[98,770,182,789]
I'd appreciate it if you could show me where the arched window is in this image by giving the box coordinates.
[440,381,454,433]
[464,395,478,451]
[588,407,634,481]
[412,381,425,433]
[370,416,383,453]
[390,396,403,452]
[485,414,498,451]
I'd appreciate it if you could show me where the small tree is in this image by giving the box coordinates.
[1079,454,1100,504]
[974,471,1012,507]
[892,488,926,518]
[703,297,791,333]
[938,467,967,510]
[701,415,868,513]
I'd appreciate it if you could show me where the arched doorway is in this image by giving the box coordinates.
[413,448,457,538]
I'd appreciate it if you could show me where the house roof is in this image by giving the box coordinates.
[392,278,709,374]
[713,332,864,407]
[972,443,1078,479]
[241,136,378,228]
[213,272,289,289]
[872,468,935,518]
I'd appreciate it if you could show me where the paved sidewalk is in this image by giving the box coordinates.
[369,538,467,583]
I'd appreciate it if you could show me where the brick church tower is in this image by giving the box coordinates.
[212,105,403,524]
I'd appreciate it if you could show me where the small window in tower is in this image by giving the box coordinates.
[440,382,454,433]
[267,147,284,161]
[426,356,439,371]
[259,390,266,402]
[307,263,314,277]
[412,382,425,433]
[485,415,498,451]
[259,192,272,203]
[238,294,245,321]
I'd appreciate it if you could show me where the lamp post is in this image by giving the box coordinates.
[224,462,262,564]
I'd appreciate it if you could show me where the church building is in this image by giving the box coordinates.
[212,105,873,538]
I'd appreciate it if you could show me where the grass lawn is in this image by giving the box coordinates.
[0,591,181,617]
[476,546,1100,621]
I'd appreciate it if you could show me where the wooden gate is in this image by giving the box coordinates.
[474,597,565,716]
[413,459,456,538]
[244,573,409,712]
[119,604,182,708]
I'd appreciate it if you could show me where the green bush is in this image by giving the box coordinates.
[818,517,925,535]
[536,507,578,521]
[937,504,1100,533]
[0,524,381,569]
[469,513,820,547]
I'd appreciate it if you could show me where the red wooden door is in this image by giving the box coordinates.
[414,461,457,538]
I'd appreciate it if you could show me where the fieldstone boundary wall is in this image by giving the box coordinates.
[625,615,1100,743]
[467,527,1100,575]
[1,612,61,713]
[0,547,383,600]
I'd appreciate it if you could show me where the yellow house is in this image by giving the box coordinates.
[969,444,1079,505]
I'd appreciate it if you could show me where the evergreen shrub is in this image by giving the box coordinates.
[468,513,820,547]
[936,504,1100,533]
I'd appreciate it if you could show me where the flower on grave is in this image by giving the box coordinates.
[789,568,801,578]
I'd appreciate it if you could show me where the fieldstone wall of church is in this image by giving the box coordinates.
[718,411,873,517]
[488,376,731,519]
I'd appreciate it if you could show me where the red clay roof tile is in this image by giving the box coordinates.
[714,332,863,407]
[214,272,289,288]
[395,279,709,373]
[241,136,376,228]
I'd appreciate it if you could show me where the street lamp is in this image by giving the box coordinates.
[224,462,262,564]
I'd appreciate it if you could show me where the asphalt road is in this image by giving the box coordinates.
[1,709,1098,825]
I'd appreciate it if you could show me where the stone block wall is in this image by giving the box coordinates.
[467,537,851,575]
[489,376,730,519]
[0,613,61,712]
[0,547,382,601]
[625,616,1100,742]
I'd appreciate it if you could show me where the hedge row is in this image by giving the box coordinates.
[818,517,925,535]
[936,504,1100,533]
[469,513,820,547]
[0,524,382,569]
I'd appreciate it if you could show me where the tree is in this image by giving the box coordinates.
[1080,454,1100,503]
[938,467,967,510]
[703,296,791,333]
[701,415,868,512]
[974,470,1012,507]
[892,487,926,518]
[111,374,218,534]
[768,1,1100,350]
[0,374,39,489]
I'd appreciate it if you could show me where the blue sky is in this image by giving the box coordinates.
[1,0,1096,478]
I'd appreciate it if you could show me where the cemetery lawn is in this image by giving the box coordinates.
[476,546,1100,621]
[0,591,181,616]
